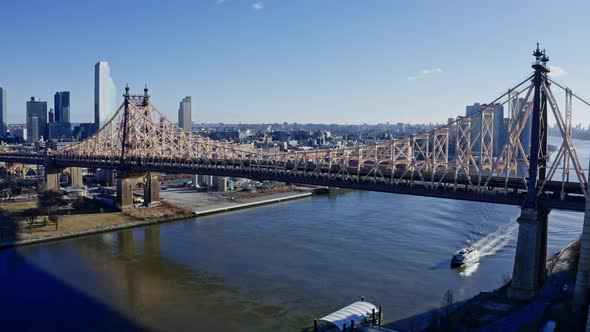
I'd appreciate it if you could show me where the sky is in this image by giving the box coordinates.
[1,0,590,125]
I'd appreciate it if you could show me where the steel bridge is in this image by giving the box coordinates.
[1,46,588,210]
[4,45,590,303]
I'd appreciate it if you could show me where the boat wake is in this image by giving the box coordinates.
[471,220,518,258]
[458,219,518,277]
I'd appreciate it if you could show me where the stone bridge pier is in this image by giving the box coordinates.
[43,156,84,191]
[508,207,549,300]
[44,167,84,191]
[116,171,160,211]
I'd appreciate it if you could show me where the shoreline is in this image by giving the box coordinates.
[0,190,313,250]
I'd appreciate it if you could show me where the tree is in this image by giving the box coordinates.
[441,289,454,318]
[37,190,62,213]
[48,210,61,231]
[22,208,40,232]
[427,307,440,331]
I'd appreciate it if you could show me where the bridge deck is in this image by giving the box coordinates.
[0,153,583,211]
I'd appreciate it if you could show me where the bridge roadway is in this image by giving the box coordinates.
[0,152,584,212]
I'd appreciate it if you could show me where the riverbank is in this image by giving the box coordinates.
[0,189,315,250]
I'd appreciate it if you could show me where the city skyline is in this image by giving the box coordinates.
[1,1,590,126]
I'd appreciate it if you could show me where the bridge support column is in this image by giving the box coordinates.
[43,155,61,192]
[116,172,140,211]
[45,172,60,191]
[508,207,549,300]
[143,172,160,206]
[67,167,84,188]
[574,194,590,312]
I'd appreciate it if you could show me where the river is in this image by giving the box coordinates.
[1,137,589,331]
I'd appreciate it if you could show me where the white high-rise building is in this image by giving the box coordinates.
[0,87,6,137]
[94,61,117,133]
[178,96,192,132]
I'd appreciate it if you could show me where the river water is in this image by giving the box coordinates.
[1,138,589,331]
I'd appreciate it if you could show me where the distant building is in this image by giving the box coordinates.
[48,122,72,140]
[0,87,6,137]
[94,61,116,134]
[54,91,70,123]
[52,141,74,151]
[9,125,26,141]
[72,123,95,140]
[466,103,504,156]
[514,98,532,155]
[49,108,55,123]
[491,104,504,155]
[178,96,192,132]
[26,97,47,143]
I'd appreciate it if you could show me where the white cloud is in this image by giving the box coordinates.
[216,0,225,4]
[252,2,264,10]
[408,68,444,81]
[549,65,566,77]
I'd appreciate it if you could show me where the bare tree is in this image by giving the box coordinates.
[22,208,40,232]
[427,307,440,330]
[38,190,62,213]
[441,289,454,318]
[48,210,61,231]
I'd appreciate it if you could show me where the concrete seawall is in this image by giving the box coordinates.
[192,192,312,216]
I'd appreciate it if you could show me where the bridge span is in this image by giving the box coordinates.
[0,151,586,211]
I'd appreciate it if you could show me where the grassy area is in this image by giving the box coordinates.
[0,200,37,212]
[30,212,135,237]
[0,198,136,244]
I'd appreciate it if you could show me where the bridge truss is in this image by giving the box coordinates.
[2,45,589,210]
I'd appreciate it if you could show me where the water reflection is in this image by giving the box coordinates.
[0,174,585,331]
[459,262,480,277]
[8,226,303,331]
[0,246,150,331]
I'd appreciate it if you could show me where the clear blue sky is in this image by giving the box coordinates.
[1,0,589,125]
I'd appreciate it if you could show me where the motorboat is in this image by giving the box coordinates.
[451,246,479,268]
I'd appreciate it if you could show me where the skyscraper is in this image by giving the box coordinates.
[512,98,532,156]
[491,104,504,155]
[0,87,6,137]
[466,103,483,152]
[51,91,72,140]
[465,103,504,156]
[54,91,70,123]
[178,96,192,132]
[94,61,116,133]
[26,97,47,143]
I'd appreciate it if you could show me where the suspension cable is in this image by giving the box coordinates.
[548,78,590,108]
[409,73,535,138]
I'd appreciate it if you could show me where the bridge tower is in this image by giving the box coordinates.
[115,85,160,211]
[508,44,551,300]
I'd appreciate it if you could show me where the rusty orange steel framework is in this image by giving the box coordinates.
[1,51,589,209]
[55,80,586,196]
